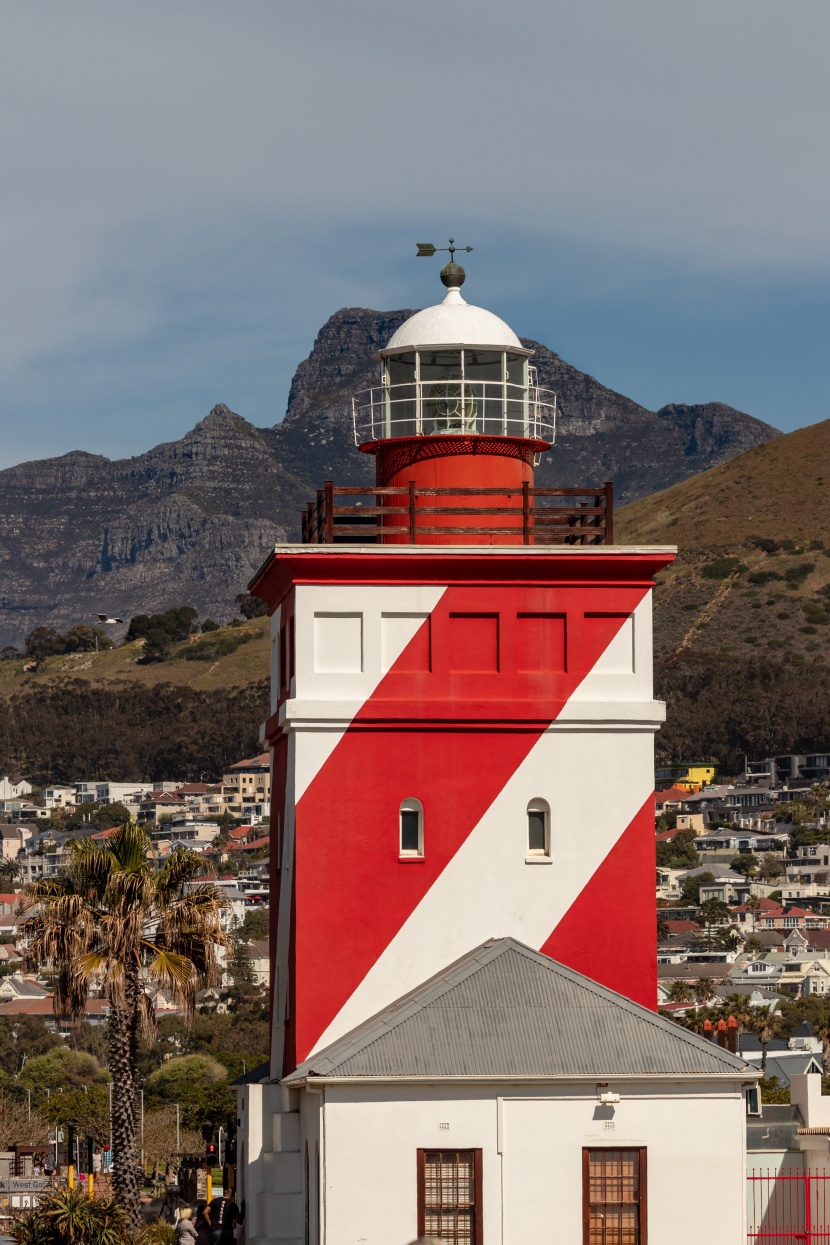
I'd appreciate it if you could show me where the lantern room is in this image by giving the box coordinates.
[352,259,555,446]
[301,247,613,547]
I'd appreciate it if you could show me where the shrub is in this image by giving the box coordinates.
[785,562,815,587]
[11,1186,129,1245]
[748,535,783,553]
[701,557,746,580]
[748,571,782,586]
[201,619,220,633]
[180,632,253,662]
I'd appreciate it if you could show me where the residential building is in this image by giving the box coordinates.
[75,780,152,807]
[136,792,190,824]
[221,753,271,819]
[655,762,716,792]
[40,785,76,807]
[0,976,49,1003]
[0,778,32,801]
[246,940,270,986]
[744,753,830,786]
[0,826,30,860]
[0,997,109,1033]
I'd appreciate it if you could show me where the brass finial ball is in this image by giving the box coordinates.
[440,260,466,289]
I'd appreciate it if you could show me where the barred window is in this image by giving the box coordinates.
[418,1149,482,1245]
[584,1149,646,1245]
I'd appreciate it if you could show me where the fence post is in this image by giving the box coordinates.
[522,481,530,545]
[325,481,334,544]
[409,480,417,544]
[604,481,614,545]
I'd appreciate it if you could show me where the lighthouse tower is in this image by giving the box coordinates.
[249,253,675,1084]
[236,260,755,1245]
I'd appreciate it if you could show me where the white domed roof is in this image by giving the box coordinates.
[382,287,528,355]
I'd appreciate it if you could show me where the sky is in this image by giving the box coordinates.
[0,0,828,469]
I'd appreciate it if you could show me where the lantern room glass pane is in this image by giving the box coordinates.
[464,350,504,435]
[506,353,529,436]
[385,353,418,437]
[419,350,475,434]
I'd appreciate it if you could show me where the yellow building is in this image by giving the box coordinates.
[655,762,716,793]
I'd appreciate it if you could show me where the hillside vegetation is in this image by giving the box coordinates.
[618,418,830,659]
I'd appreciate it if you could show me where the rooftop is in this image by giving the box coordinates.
[288,938,751,1082]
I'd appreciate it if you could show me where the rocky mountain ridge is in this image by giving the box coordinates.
[0,306,778,647]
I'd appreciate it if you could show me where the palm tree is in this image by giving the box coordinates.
[667,980,695,1004]
[0,857,21,888]
[695,976,718,1005]
[23,826,230,1226]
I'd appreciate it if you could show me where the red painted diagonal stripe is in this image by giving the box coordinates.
[541,793,657,1009]
[290,583,649,1065]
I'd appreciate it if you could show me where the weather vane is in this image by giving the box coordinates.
[416,238,473,260]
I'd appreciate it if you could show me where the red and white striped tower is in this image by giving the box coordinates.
[250,257,675,1078]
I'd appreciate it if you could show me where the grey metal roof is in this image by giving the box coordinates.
[757,1053,822,1085]
[287,939,752,1082]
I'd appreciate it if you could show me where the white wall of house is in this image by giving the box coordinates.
[299,1078,748,1245]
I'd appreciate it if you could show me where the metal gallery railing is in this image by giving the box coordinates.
[301,481,613,545]
[352,380,556,445]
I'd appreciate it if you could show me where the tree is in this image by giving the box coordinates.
[695,976,718,1005]
[657,911,670,943]
[743,935,765,956]
[0,857,21,887]
[240,908,269,941]
[17,1047,108,1091]
[667,980,695,1004]
[697,898,732,946]
[22,825,231,1226]
[656,827,699,870]
[679,872,715,905]
[236,593,268,620]
[729,853,759,878]
[759,854,783,882]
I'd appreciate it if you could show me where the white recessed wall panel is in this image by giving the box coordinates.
[313,613,363,674]
[592,614,635,674]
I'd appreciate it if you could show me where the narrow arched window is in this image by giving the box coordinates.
[527,799,550,858]
[400,798,424,857]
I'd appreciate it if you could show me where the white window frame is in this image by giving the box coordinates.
[400,799,424,859]
[526,799,552,863]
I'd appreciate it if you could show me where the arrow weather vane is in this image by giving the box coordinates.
[416,237,473,260]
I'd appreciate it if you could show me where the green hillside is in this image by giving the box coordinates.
[617,419,830,657]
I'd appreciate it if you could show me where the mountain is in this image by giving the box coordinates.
[0,307,778,649]
[617,418,830,657]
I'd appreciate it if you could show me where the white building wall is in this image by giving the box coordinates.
[308,1078,747,1245]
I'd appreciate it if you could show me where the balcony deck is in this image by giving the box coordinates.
[300,481,614,545]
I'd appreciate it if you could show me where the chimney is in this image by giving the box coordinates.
[727,1015,738,1054]
[703,1019,714,1042]
[717,1018,728,1048]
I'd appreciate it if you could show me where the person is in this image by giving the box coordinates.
[194,1200,211,1245]
[176,1207,198,1245]
[206,1191,243,1245]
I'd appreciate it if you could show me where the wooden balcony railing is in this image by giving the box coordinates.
[301,481,613,545]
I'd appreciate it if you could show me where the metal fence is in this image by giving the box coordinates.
[748,1169,830,1243]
